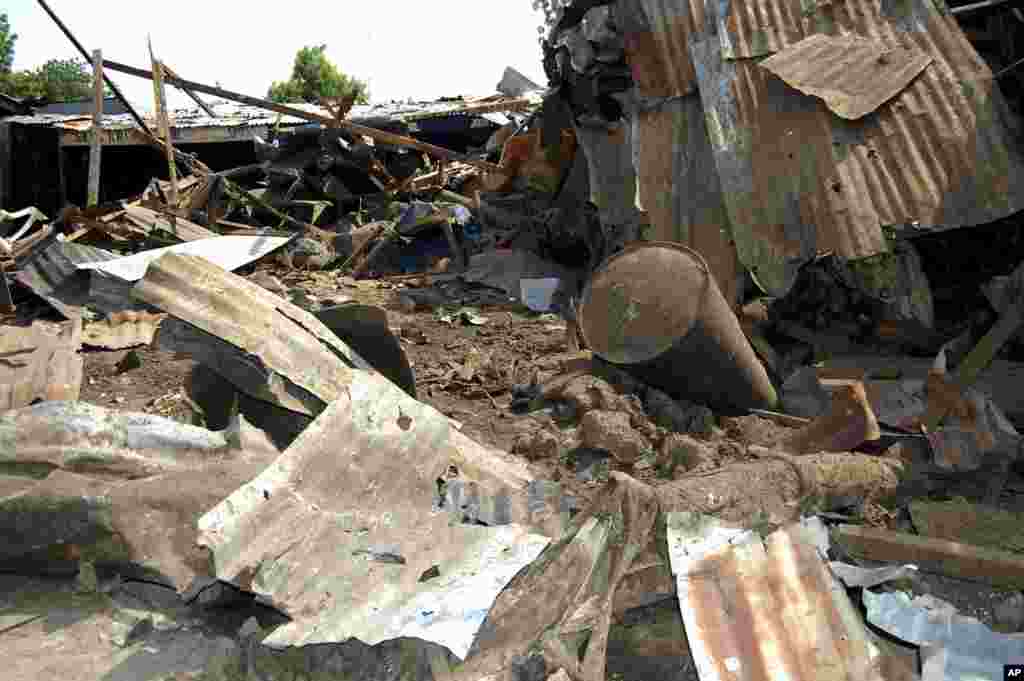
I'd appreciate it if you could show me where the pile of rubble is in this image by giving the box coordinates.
[3,0,1024,680]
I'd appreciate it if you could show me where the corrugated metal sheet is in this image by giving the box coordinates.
[0,319,82,412]
[197,369,551,651]
[759,34,934,120]
[10,95,536,147]
[0,400,276,590]
[634,96,741,304]
[686,0,1024,295]
[81,311,166,350]
[13,239,118,318]
[620,0,709,97]
[668,513,885,681]
[132,252,358,416]
[0,399,232,478]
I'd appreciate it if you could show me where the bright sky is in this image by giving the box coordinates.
[5,0,549,111]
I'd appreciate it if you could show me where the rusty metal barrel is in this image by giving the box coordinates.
[577,241,777,412]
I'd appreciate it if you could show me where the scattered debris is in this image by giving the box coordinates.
[3,3,1024,679]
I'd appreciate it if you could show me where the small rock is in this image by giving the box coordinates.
[994,592,1024,632]
[114,396,125,404]
[561,375,635,417]
[513,430,561,460]
[115,350,143,374]
[547,669,572,681]
[580,410,652,464]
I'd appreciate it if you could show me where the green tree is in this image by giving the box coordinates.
[268,45,369,105]
[1,58,100,102]
[0,12,16,74]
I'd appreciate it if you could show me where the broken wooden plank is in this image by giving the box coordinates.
[87,49,103,208]
[834,524,1024,589]
[100,59,504,173]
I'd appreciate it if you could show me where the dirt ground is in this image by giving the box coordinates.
[78,265,572,453]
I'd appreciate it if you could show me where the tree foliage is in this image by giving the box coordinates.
[268,45,369,105]
[1,12,17,74]
[0,58,99,102]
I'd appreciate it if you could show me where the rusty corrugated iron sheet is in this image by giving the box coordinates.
[668,514,886,681]
[0,319,83,412]
[759,34,934,120]
[633,96,741,304]
[687,0,1024,295]
[620,0,708,97]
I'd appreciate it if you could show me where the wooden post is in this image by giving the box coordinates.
[150,56,179,215]
[87,49,103,208]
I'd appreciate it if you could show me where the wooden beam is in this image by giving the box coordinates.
[100,59,503,173]
[150,57,179,213]
[87,49,103,208]
[834,524,1024,590]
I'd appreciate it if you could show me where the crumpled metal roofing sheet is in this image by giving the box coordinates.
[13,239,119,318]
[131,252,358,417]
[688,0,1024,295]
[197,370,550,652]
[759,34,934,120]
[668,513,885,681]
